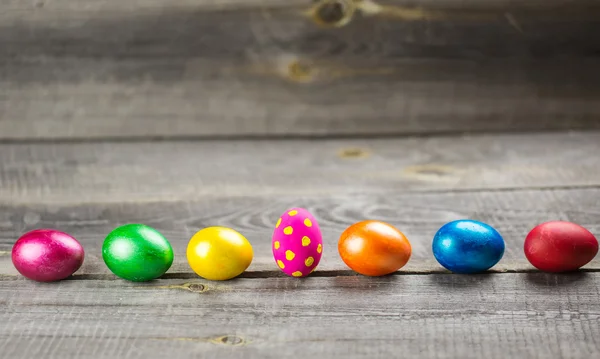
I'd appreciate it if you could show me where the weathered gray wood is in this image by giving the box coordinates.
[0,132,599,205]
[0,132,599,275]
[1,273,600,358]
[1,0,600,139]
[1,187,599,276]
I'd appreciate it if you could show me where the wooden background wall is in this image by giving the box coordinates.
[1,0,600,140]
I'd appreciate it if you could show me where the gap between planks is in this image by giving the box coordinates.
[2,185,600,208]
[0,128,598,146]
[3,267,600,282]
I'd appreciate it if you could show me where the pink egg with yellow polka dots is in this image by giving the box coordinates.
[272,208,323,277]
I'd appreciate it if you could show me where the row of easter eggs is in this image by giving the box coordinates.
[11,207,599,282]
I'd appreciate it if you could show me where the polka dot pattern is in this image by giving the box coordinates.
[302,236,311,247]
[285,250,295,261]
[272,207,323,278]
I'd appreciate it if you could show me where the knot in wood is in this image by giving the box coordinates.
[416,168,448,176]
[402,164,458,181]
[338,148,370,159]
[311,0,355,28]
[286,61,314,83]
[213,335,245,346]
[183,283,206,293]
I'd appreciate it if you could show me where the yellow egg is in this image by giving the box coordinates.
[186,227,253,281]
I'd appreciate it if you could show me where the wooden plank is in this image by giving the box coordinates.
[1,1,600,139]
[1,273,600,358]
[1,187,599,276]
[0,132,599,205]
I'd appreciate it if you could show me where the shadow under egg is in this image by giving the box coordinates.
[332,272,404,293]
[524,271,591,288]
[427,271,497,289]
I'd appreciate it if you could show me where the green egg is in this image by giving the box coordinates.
[102,224,174,282]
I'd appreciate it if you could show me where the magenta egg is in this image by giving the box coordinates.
[272,208,323,277]
[12,229,85,282]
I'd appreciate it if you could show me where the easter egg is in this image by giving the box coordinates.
[338,220,411,276]
[102,224,174,282]
[432,219,505,274]
[187,227,253,281]
[524,221,598,272]
[272,208,323,277]
[12,229,85,282]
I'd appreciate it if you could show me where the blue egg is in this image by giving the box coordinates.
[432,219,505,274]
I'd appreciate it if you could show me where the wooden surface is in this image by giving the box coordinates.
[1,132,599,204]
[2,187,600,276]
[2,273,600,358]
[3,1,600,357]
[0,131,599,277]
[2,0,600,139]
[0,132,599,358]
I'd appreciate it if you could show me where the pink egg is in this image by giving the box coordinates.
[12,229,85,282]
[272,208,323,277]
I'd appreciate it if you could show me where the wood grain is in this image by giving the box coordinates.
[2,0,600,139]
[0,132,599,205]
[1,187,599,276]
[1,273,600,358]
[2,4,599,356]
[0,132,599,275]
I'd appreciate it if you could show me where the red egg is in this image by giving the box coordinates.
[524,221,598,272]
[12,229,85,282]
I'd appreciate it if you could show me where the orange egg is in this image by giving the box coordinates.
[338,220,412,276]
